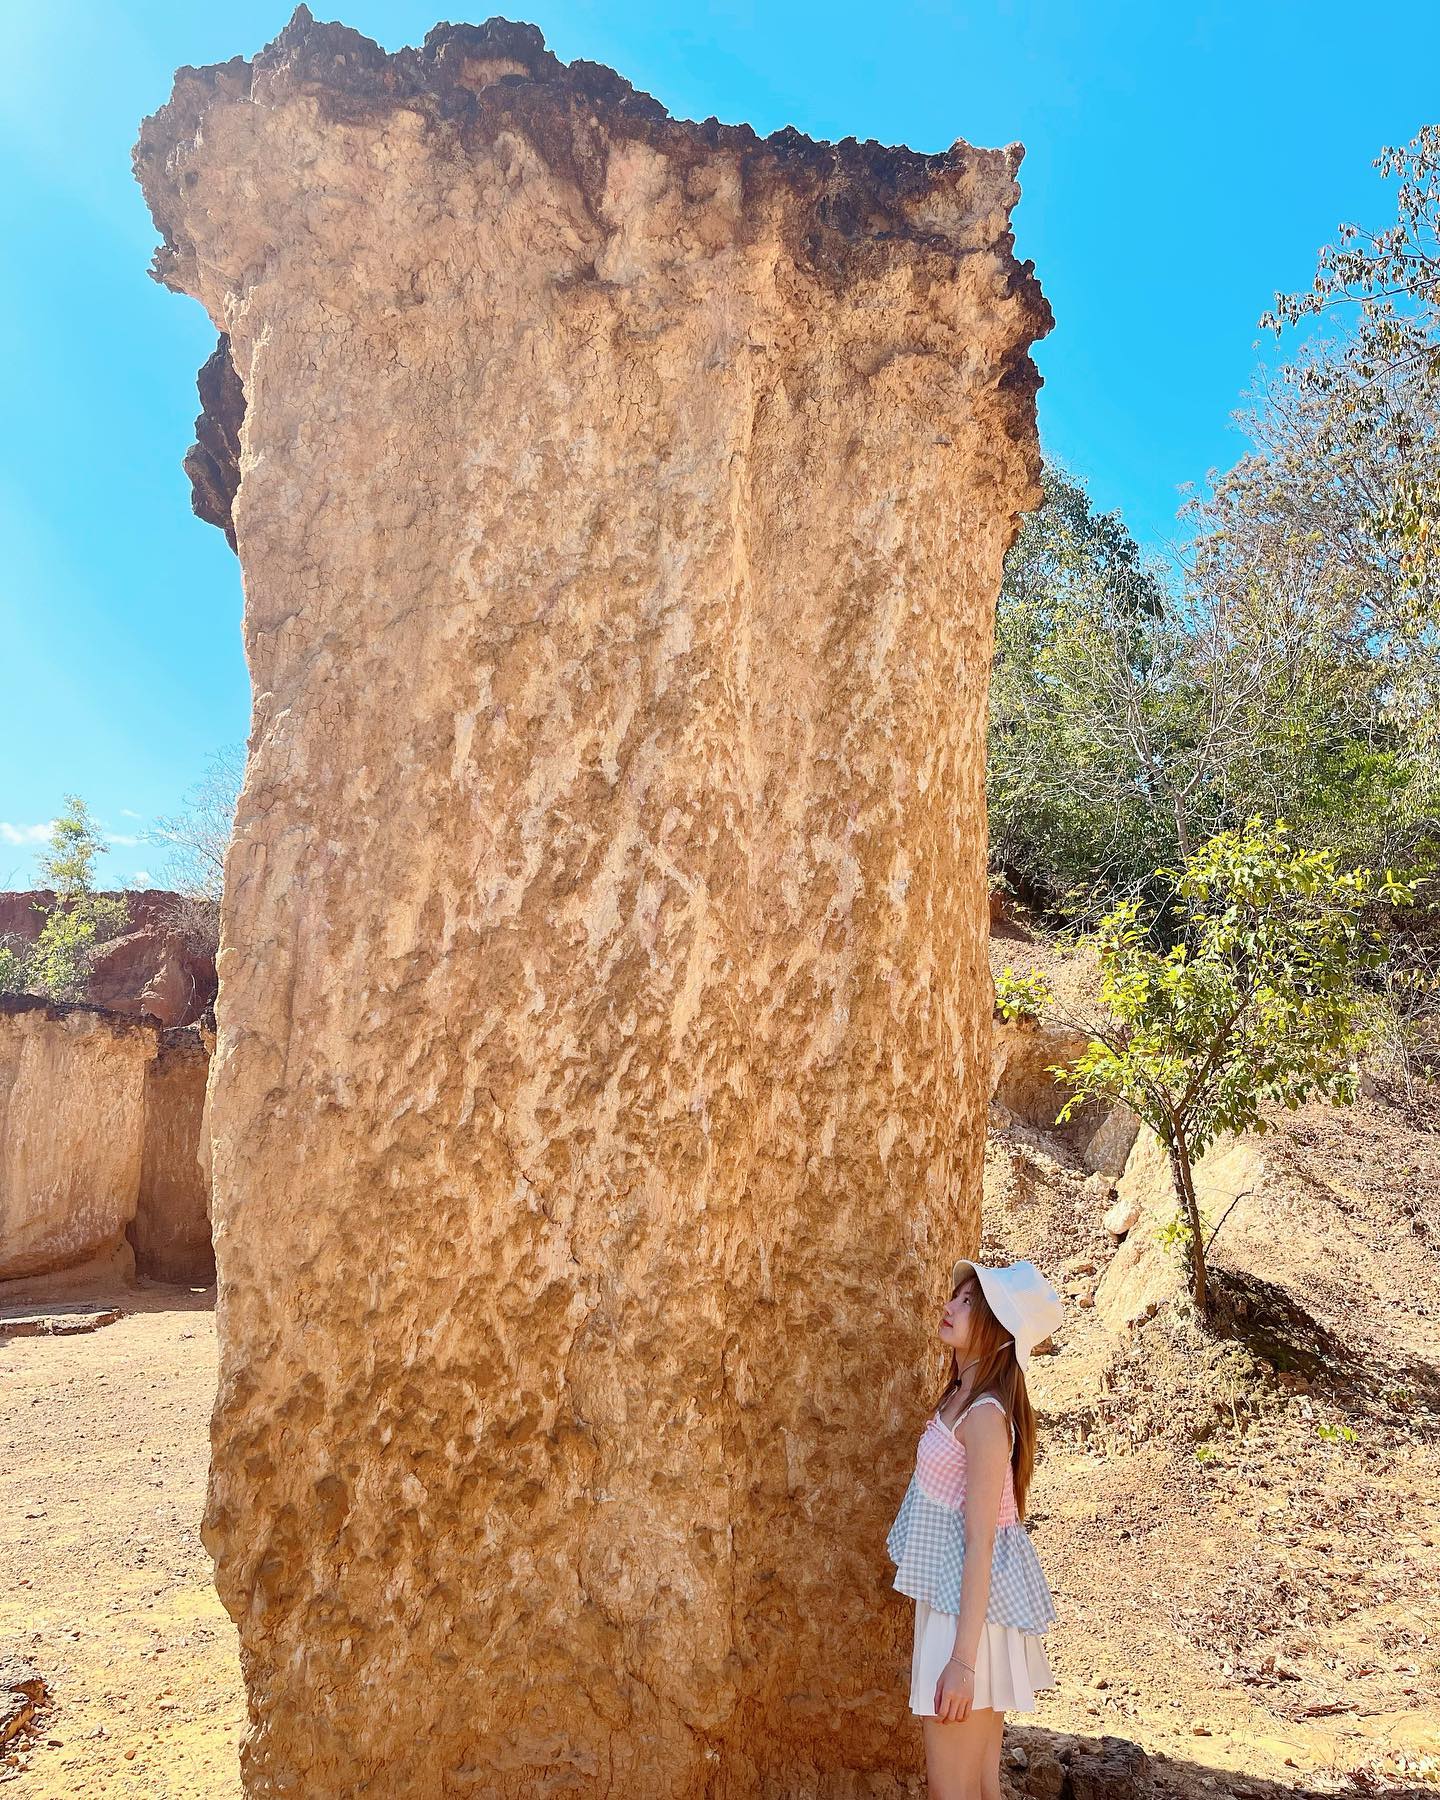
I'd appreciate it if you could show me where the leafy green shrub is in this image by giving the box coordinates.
[996,820,1418,1315]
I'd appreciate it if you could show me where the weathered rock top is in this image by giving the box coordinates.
[0,991,161,1040]
[135,6,1050,318]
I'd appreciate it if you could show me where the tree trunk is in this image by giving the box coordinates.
[1172,792,1194,864]
[1166,1129,1209,1315]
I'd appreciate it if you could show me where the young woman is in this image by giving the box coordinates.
[886,1258,1064,1799]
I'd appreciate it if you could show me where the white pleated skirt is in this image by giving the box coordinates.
[909,1597,1054,1716]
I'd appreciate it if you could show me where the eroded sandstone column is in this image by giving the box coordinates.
[135,12,1049,1793]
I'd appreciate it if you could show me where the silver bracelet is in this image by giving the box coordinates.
[945,1656,974,1674]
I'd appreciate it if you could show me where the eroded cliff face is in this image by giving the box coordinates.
[135,11,1050,1794]
[0,1000,214,1287]
[0,998,157,1281]
[132,1028,215,1284]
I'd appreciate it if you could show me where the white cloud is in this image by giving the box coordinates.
[106,833,141,846]
[119,808,143,820]
[131,870,154,885]
[0,821,53,846]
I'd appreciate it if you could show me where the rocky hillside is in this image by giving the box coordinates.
[0,890,216,1028]
[989,929,1440,1799]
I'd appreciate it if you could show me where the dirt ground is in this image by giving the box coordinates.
[3,1088,1437,1796]
[1,1286,243,1798]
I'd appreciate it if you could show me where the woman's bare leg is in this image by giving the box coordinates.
[921,1706,1005,1800]
[979,1709,1006,1800]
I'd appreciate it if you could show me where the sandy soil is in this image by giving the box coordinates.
[1,1286,243,1797]
[3,1083,1437,1796]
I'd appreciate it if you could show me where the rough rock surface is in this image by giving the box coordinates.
[0,1000,213,1287]
[991,1014,1138,1177]
[132,1027,215,1284]
[0,1654,47,1751]
[183,334,245,549]
[88,927,215,1027]
[0,998,157,1281]
[1096,1130,1266,1332]
[135,11,1050,1795]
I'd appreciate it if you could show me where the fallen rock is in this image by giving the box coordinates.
[0,1655,47,1748]
[0,1302,123,1338]
[1103,1195,1140,1239]
[1016,1748,1065,1799]
[1067,1735,1150,1800]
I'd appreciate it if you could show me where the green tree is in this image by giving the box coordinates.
[994,135,1440,928]
[990,465,1195,914]
[996,820,1418,1315]
[26,798,127,1002]
[1262,122,1440,614]
[1185,352,1440,876]
[0,943,24,996]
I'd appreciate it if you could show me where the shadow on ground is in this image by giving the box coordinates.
[1209,1266,1440,1423]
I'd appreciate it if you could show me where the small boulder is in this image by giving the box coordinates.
[1018,1749,1065,1800]
[0,1654,47,1749]
[1103,1195,1141,1239]
[1067,1736,1149,1800]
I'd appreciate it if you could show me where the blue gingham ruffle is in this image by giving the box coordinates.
[885,1477,1057,1631]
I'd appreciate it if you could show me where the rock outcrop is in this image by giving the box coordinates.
[131,1027,215,1283]
[0,997,157,1280]
[0,889,217,1027]
[87,926,214,1027]
[1096,1130,1266,1332]
[183,334,245,550]
[991,1013,1138,1177]
[135,12,1049,1794]
[0,1000,213,1286]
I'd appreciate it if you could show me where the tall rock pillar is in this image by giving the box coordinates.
[136,12,1050,1794]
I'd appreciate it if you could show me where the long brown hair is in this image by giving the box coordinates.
[932,1268,1038,1518]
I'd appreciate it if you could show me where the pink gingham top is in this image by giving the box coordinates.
[914,1396,1021,1524]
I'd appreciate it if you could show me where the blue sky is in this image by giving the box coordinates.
[1,0,1434,887]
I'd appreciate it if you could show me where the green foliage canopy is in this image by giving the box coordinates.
[1,798,127,1003]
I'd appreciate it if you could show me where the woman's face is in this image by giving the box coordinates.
[939,1277,978,1353]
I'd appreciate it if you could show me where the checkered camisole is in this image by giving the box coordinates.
[885,1394,1057,1631]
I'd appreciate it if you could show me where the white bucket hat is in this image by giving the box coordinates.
[950,1257,1064,1370]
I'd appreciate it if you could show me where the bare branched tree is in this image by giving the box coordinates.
[148,745,245,904]
[146,745,245,963]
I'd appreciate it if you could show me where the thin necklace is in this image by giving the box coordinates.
[944,1360,981,1415]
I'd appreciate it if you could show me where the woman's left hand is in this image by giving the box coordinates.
[934,1655,974,1723]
